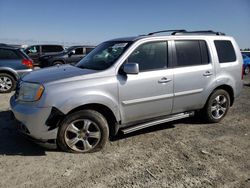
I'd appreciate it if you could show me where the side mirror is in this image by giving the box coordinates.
[68,50,75,57]
[123,63,139,74]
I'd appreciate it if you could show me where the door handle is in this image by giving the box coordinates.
[203,71,213,76]
[158,77,172,83]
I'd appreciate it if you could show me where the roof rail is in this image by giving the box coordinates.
[171,30,226,36]
[148,29,186,35]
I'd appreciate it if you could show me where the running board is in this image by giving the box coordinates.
[121,112,194,134]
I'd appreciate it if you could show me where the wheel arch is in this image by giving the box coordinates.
[0,68,19,80]
[67,103,119,136]
[52,59,65,65]
[207,84,234,106]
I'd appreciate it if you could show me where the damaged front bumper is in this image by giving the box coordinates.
[10,95,63,149]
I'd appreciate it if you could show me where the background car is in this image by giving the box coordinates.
[39,45,95,67]
[242,54,250,75]
[241,50,250,57]
[24,44,64,66]
[0,44,33,93]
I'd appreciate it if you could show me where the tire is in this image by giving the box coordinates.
[53,61,63,66]
[244,66,250,75]
[203,89,230,123]
[57,110,109,153]
[0,73,16,93]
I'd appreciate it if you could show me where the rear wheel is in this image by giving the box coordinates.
[0,73,16,93]
[57,110,109,153]
[203,89,230,123]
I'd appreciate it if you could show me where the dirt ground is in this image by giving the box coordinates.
[0,76,250,188]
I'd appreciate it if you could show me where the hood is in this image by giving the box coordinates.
[22,64,97,83]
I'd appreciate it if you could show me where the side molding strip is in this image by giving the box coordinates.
[122,93,174,105]
[174,89,203,97]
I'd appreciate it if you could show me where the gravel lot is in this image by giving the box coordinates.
[0,75,250,188]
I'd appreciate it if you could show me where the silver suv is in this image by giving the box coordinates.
[10,30,243,153]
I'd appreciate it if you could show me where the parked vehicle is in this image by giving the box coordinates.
[241,50,250,57]
[10,30,243,153]
[24,45,64,66]
[39,45,95,68]
[242,54,250,75]
[0,45,33,93]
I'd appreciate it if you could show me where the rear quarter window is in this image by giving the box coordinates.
[0,48,21,59]
[214,40,236,63]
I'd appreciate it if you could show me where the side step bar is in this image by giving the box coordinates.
[121,112,194,134]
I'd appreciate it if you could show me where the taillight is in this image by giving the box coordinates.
[22,59,33,69]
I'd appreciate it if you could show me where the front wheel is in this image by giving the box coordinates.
[57,110,109,153]
[203,89,230,123]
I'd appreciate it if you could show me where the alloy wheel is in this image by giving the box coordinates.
[64,119,101,152]
[0,76,13,92]
[211,95,228,120]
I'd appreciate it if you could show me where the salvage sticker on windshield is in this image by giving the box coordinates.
[112,43,128,48]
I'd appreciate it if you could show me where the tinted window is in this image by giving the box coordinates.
[214,40,236,63]
[53,45,64,52]
[175,40,209,67]
[0,49,20,59]
[127,41,167,71]
[42,45,63,53]
[74,48,84,55]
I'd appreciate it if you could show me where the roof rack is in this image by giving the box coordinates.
[148,29,186,35]
[171,30,226,36]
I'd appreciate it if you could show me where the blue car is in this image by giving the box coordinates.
[242,54,250,75]
[0,44,33,93]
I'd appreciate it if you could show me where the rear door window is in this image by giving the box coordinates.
[174,40,209,67]
[0,49,20,59]
[214,40,236,63]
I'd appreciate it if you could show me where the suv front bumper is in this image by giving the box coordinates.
[10,95,58,148]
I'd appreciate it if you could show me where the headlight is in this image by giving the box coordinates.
[17,82,44,102]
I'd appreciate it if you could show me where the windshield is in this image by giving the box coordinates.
[64,46,75,53]
[76,41,131,70]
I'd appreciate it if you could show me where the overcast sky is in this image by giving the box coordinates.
[0,0,249,48]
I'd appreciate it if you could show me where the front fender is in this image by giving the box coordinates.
[53,93,120,122]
